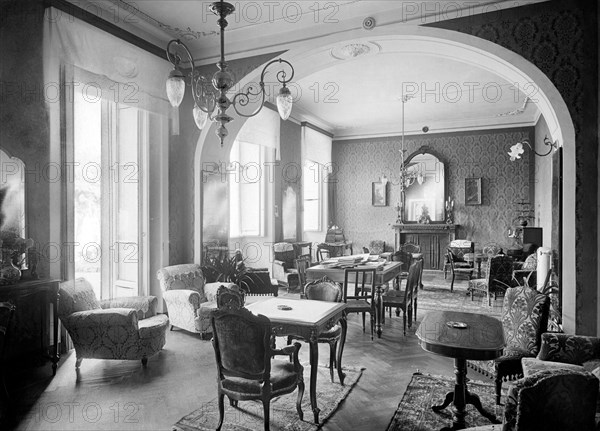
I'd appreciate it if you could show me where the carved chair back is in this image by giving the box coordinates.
[304,277,343,303]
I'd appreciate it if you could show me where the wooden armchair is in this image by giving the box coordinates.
[444,240,474,279]
[468,255,514,305]
[272,242,300,292]
[211,287,304,431]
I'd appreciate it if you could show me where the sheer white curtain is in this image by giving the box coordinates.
[43,9,172,303]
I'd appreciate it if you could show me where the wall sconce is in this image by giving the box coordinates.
[508,135,558,161]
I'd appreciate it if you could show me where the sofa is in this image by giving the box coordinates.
[157,264,236,338]
[58,278,169,368]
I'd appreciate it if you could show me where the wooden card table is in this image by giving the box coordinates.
[416,310,504,430]
[306,261,402,338]
[246,297,347,424]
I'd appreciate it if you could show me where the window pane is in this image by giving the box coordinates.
[74,86,102,298]
[303,160,321,231]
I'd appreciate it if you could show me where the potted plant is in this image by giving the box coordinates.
[201,249,248,284]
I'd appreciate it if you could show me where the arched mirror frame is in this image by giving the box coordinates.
[0,147,27,239]
[400,145,448,224]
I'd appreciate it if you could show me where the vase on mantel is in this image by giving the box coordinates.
[0,249,21,285]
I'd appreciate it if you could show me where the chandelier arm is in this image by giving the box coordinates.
[166,39,207,108]
[231,85,267,118]
[191,74,217,113]
[259,59,295,86]
[521,136,557,157]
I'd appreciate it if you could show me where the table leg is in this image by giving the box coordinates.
[309,332,320,424]
[336,314,347,385]
[432,358,499,430]
[375,284,384,338]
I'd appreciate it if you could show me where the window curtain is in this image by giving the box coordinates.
[42,8,173,297]
[236,108,280,158]
[43,8,175,120]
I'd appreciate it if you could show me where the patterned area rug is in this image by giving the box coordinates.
[387,373,507,431]
[173,365,364,431]
[418,280,503,316]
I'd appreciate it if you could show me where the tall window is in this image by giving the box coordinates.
[73,82,145,299]
[229,140,265,238]
[303,160,321,231]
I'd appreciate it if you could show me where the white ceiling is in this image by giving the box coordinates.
[69,0,548,138]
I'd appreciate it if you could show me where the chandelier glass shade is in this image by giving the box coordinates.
[165,0,295,146]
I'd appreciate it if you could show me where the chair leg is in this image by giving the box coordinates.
[451,274,455,292]
[413,299,418,324]
[296,374,305,421]
[362,312,366,332]
[370,313,374,340]
[217,393,225,431]
[262,398,271,431]
[75,357,83,369]
[495,376,503,405]
[329,342,336,383]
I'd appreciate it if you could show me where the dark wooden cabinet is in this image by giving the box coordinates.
[0,279,61,374]
[393,224,457,270]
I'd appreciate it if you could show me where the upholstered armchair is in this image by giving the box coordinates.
[493,286,549,404]
[464,369,599,431]
[272,242,300,292]
[211,286,304,431]
[156,264,235,337]
[58,278,169,369]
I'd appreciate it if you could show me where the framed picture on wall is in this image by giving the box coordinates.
[372,182,387,206]
[465,177,482,205]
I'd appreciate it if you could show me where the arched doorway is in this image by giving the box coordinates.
[194,25,577,332]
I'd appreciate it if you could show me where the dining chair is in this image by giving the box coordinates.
[382,260,422,335]
[446,249,475,292]
[444,239,475,279]
[211,287,304,431]
[343,268,376,340]
[288,276,343,382]
[392,249,413,290]
[468,255,515,306]
[294,255,311,290]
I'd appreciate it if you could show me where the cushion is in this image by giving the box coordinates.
[521,357,584,377]
[221,360,300,395]
[501,287,549,355]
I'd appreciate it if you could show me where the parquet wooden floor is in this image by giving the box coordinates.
[7,271,493,431]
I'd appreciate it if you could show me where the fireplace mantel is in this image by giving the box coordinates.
[392,224,458,270]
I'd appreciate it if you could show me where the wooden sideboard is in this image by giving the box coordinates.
[392,224,457,270]
[0,279,61,374]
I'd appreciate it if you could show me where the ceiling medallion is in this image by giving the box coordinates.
[331,42,380,60]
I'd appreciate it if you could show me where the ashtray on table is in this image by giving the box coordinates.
[446,321,468,329]
[277,305,293,311]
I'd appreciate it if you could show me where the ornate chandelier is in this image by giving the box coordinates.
[380,96,424,189]
[165,0,295,146]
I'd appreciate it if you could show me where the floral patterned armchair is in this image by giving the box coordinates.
[156,264,235,338]
[464,369,598,431]
[58,278,169,369]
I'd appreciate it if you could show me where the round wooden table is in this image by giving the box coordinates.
[416,310,505,430]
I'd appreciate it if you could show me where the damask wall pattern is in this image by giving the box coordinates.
[332,129,532,254]
[430,0,598,337]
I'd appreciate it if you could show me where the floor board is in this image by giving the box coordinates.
[6,272,494,431]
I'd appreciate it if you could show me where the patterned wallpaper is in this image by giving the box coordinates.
[430,0,598,335]
[332,129,532,253]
